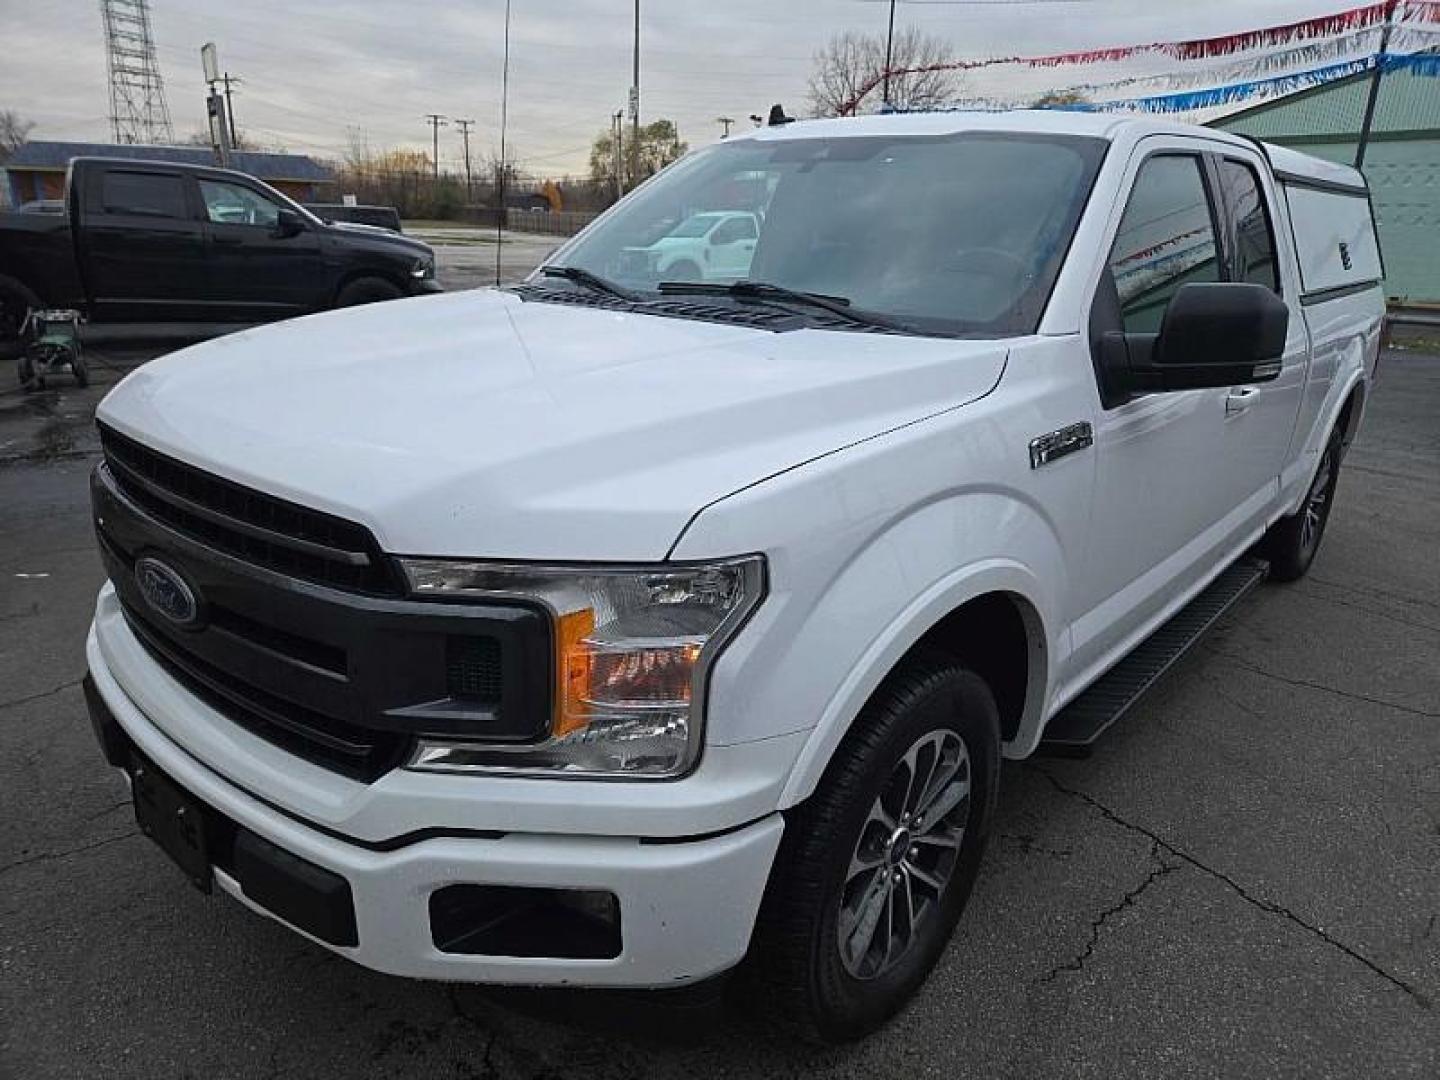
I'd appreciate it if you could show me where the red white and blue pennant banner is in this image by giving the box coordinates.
[842,1,1440,116]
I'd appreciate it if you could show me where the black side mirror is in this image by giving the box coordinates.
[274,208,306,238]
[1102,282,1289,394]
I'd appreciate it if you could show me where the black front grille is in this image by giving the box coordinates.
[99,423,400,596]
[122,600,407,779]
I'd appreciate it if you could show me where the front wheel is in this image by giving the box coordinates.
[1262,424,1344,582]
[334,276,404,308]
[747,654,1000,1042]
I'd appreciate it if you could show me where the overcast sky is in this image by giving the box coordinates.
[0,0,1369,175]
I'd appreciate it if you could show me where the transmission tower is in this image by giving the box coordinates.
[100,0,175,144]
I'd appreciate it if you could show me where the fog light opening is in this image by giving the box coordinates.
[429,884,621,960]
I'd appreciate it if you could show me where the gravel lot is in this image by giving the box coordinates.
[0,329,1436,1079]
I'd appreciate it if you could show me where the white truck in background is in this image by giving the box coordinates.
[84,112,1383,1041]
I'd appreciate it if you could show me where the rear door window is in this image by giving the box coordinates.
[1216,160,1280,293]
[1108,155,1222,334]
[100,172,189,219]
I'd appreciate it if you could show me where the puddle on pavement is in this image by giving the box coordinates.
[0,387,99,467]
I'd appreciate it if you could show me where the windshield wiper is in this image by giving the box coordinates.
[539,264,640,302]
[656,279,913,334]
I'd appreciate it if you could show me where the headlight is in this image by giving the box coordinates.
[410,256,435,279]
[398,557,765,778]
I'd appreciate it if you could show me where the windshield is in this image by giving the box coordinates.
[551,131,1106,337]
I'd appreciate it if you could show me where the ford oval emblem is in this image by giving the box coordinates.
[134,556,200,628]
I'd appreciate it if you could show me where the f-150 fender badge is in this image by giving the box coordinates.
[1029,422,1094,469]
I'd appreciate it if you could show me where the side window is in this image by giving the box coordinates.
[1108,155,1222,334]
[198,179,282,228]
[100,172,188,219]
[712,217,753,244]
[1216,160,1280,293]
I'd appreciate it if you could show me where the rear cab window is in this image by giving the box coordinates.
[100,171,189,220]
[1215,159,1281,293]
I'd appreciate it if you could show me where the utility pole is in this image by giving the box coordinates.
[716,116,734,138]
[1355,0,1398,170]
[424,113,447,185]
[200,43,231,167]
[882,0,897,108]
[630,0,641,190]
[612,110,625,202]
[221,72,241,148]
[455,118,475,200]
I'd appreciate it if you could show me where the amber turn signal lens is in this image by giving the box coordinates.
[554,608,596,737]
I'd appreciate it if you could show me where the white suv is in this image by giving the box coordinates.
[85,111,1383,1041]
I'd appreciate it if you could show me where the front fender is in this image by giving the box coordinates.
[775,554,1057,809]
[680,476,1078,809]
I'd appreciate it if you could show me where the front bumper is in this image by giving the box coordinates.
[408,278,445,296]
[86,612,785,987]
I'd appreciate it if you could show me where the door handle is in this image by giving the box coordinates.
[211,234,243,246]
[1225,387,1260,415]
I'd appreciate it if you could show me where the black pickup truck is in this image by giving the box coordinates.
[0,157,440,350]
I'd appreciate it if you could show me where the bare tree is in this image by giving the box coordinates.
[807,28,959,117]
[0,110,35,164]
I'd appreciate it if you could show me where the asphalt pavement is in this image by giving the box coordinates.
[0,328,1436,1079]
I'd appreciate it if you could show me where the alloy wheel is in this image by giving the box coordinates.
[1300,444,1335,554]
[837,728,970,980]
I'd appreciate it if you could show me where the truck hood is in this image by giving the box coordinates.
[97,289,1007,560]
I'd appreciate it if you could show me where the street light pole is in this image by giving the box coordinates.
[630,0,641,190]
[495,0,512,285]
[612,110,625,202]
[882,0,897,108]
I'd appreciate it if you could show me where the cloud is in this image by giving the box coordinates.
[0,0,1347,175]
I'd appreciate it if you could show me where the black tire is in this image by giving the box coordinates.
[16,354,37,392]
[0,276,41,362]
[71,351,89,389]
[1261,423,1344,582]
[746,653,1000,1042]
[666,260,702,282]
[334,276,404,308]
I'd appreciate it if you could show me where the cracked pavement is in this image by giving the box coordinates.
[1,345,1437,1079]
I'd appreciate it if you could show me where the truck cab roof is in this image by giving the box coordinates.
[733,110,1367,192]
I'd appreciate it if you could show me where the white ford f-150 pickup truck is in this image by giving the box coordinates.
[84,111,1384,1040]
